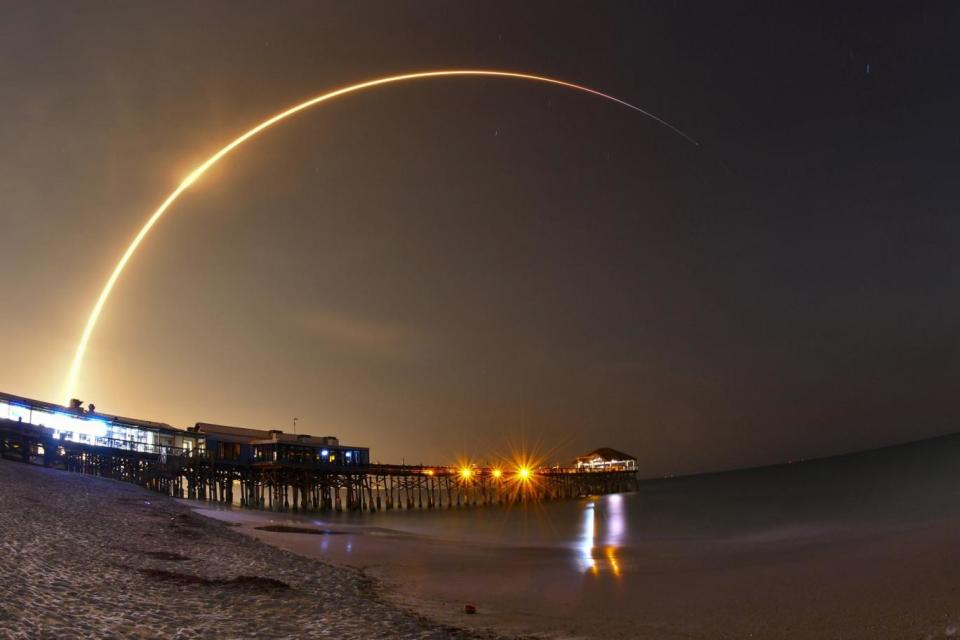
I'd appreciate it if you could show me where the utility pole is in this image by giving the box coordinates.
[293,417,298,434]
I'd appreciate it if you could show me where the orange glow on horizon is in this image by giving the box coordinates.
[62,69,697,404]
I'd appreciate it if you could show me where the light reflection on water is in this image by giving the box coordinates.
[577,495,626,577]
[578,502,596,572]
[605,494,625,546]
[238,491,636,580]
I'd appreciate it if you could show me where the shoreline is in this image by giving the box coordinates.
[0,459,509,640]
[189,503,585,640]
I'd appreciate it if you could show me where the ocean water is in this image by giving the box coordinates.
[201,435,960,638]
[302,431,960,559]
[312,492,634,571]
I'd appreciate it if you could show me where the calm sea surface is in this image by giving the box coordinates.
[314,492,633,572]
[203,437,960,638]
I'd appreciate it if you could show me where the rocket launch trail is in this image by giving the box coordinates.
[63,69,698,403]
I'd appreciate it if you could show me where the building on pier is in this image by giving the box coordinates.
[0,391,199,455]
[0,391,369,468]
[575,448,637,471]
[191,422,369,467]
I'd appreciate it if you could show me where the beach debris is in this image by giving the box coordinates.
[463,604,477,614]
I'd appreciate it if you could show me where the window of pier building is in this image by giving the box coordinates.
[6,403,162,454]
[19,408,107,443]
[8,403,30,423]
[216,442,242,461]
[283,445,315,464]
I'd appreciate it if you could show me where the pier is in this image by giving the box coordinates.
[0,391,638,513]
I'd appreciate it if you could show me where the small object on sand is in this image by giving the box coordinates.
[464,604,477,614]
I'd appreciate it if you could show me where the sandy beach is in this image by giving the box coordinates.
[0,460,506,640]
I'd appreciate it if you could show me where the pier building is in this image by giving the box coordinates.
[575,448,638,471]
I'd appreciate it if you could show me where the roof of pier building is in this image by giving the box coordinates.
[576,448,637,463]
[192,422,340,447]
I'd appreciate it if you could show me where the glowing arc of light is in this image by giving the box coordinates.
[63,69,699,403]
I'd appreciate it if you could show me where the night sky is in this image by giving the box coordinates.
[2,2,960,475]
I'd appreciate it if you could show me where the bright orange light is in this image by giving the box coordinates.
[62,69,696,403]
[459,467,473,480]
[424,469,434,476]
[518,466,532,481]
[491,468,503,479]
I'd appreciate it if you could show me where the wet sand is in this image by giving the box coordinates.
[196,501,960,640]
[192,505,585,638]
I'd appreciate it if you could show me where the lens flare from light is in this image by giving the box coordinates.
[62,69,697,403]
[497,440,548,503]
[459,466,473,480]
[491,468,503,479]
